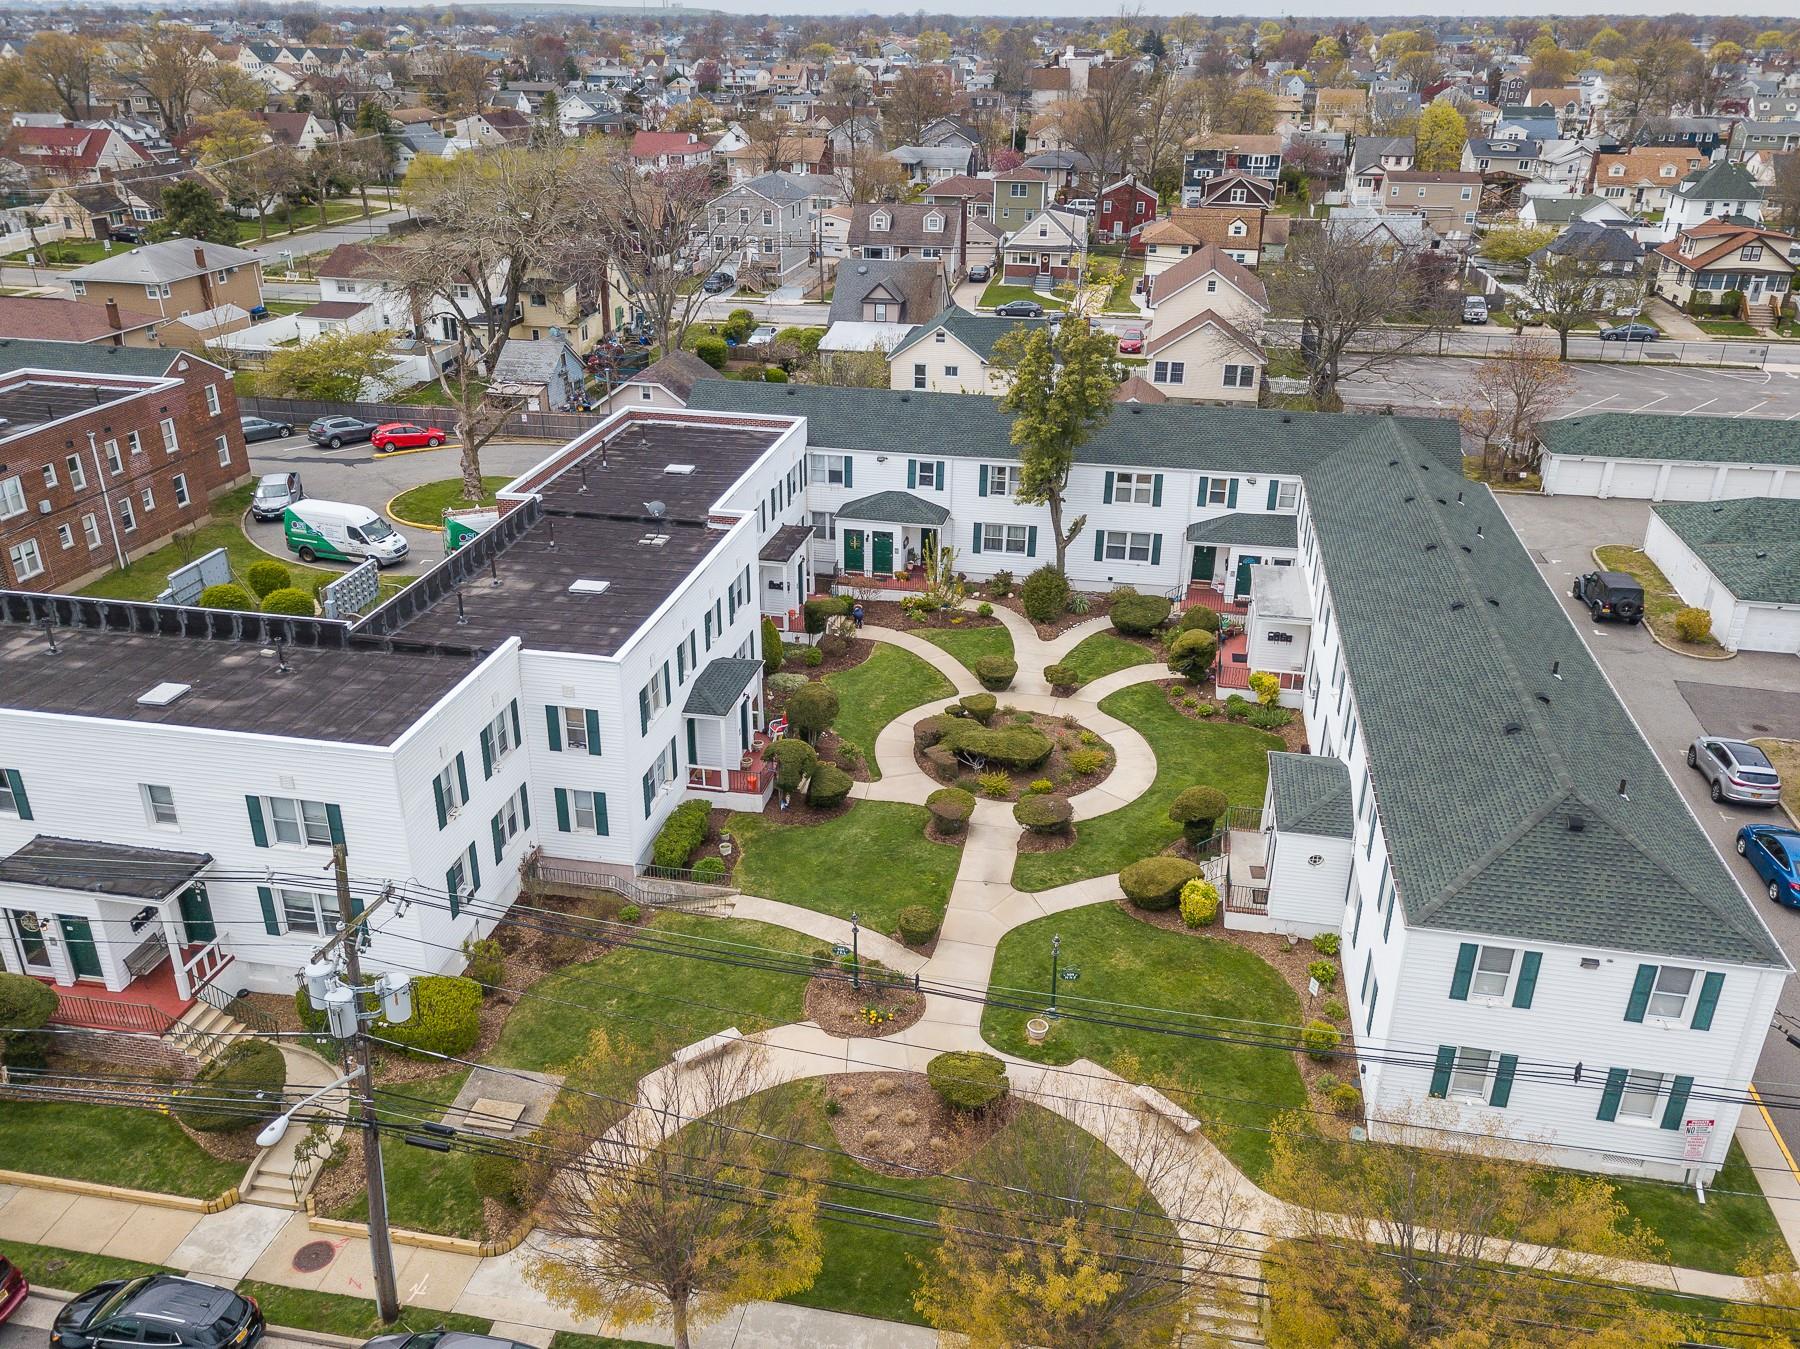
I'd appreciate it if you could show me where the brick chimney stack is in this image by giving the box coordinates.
[105,298,122,330]
[193,245,206,269]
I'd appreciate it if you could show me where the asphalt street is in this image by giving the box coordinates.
[1,1293,327,1349]
[1499,493,1800,1165]
[1264,316,1778,367]
[1342,356,1800,420]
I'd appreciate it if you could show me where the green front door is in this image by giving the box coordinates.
[843,529,865,572]
[1191,545,1216,582]
[919,527,938,564]
[178,885,216,944]
[59,917,102,979]
[11,910,50,971]
[872,531,894,574]
[1234,554,1261,599]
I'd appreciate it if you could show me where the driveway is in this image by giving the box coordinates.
[1500,492,1800,1154]
[1342,357,1800,420]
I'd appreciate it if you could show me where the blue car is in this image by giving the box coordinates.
[1737,824,1800,906]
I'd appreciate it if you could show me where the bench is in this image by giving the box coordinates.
[124,936,169,979]
[1132,1083,1201,1135]
[672,1027,748,1071]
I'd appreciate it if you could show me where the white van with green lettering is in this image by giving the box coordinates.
[283,500,410,567]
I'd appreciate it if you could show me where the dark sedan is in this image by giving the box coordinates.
[307,415,379,448]
[239,416,293,443]
[994,299,1046,318]
[53,1276,261,1349]
[1599,323,1659,342]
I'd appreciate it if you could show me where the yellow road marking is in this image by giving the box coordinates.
[1751,1082,1800,1182]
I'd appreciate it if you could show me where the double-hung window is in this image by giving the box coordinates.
[173,474,190,508]
[913,362,927,389]
[1471,945,1515,999]
[119,497,138,533]
[204,384,221,415]
[809,453,848,486]
[0,770,24,818]
[1617,1069,1665,1122]
[143,784,178,826]
[279,888,341,935]
[563,707,594,752]
[1152,360,1184,384]
[216,435,232,467]
[484,708,515,767]
[127,430,142,457]
[7,540,43,582]
[1102,531,1154,563]
[1113,471,1154,504]
[434,759,468,826]
[915,460,941,488]
[988,464,1017,497]
[0,477,24,520]
[1647,965,1695,1020]
[1447,1047,1494,1103]
[105,439,123,474]
[66,455,87,489]
[1223,364,1255,389]
[981,523,1029,554]
[571,789,605,833]
[1276,481,1299,510]
[268,797,333,847]
[81,514,101,548]
[1207,478,1231,506]
[492,787,526,860]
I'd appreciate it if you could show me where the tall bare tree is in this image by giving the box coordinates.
[1058,64,1143,191]
[113,24,213,137]
[1132,71,1203,202]
[1459,338,1575,480]
[883,67,955,144]
[1523,241,1615,359]
[21,34,99,121]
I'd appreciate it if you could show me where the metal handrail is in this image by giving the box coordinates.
[48,994,174,1036]
[197,981,277,1033]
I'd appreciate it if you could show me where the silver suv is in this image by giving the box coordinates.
[1688,737,1783,806]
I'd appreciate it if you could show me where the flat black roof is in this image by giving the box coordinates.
[0,835,212,900]
[0,377,146,441]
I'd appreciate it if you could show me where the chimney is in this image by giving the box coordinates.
[193,245,206,269]
[105,298,122,333]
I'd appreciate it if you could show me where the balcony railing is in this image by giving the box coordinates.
[181,939,231,994]
[688,764,768,794]
[49,994,177,1036]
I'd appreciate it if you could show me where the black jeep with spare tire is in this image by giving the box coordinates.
[1572,570,1645,624]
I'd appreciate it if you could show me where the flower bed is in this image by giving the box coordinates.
[822,1072,1014,1177]
[914,707,1115,802]
[805,967,926,1039]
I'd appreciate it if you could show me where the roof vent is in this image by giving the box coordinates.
[1460,545,1472,554]
[664,463,696,475]
[568,579,611,595]
[1389,459,1399,467]
[1403,495,1416,504]
[639,532,670,547]
[1503,721,1522,735]
[1567,813,1586,833]
[1129,405,1141,413]
[138,681,192,707]
[1485,597,1499,607]
[1424,542,1438,552]
[1280,414,1292,423]
[1436,497,1448,506]
[1450,601,1466,612]
[1756,550,1768,559]
[899,393,910,401]
[1534,692,1551,705]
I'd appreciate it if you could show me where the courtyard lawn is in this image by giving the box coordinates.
[976,279,1066,312]
[237,1282,491,1338]
[4,1241,171,1291]
[1603,1140,1788,1275]
[329,1070,486,1239]
[823,643,955,781]
[1058,632,1159,687]
[983,905,1307,1179]
[916,624,1013,677]
[387,476,510,529]
[1594,545,1721,651]
[0,1101,245,1199]
[1012,682,1280,892]
[727,801,958,934]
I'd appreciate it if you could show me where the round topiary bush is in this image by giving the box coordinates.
[175,1039,287,1132]
[1044,663,1077,691]
[1111,593,1172,635]
[769,672,810,695]
[694,335,728,370]
[245,560,291,599]
[936,721,1053,770]
[1169,785,1229,845]
[693,856,728,881]
[1167,629,1218,681]
[261,587,315,616]
[897,905,941,946]
[470,1150,526,1205]
[803,595,850,635]
[1120,856,1203,910]
[787,682,840,742]
[956,692,997,723]
[1013,793,1073,835]
[806,761,853,808]
[1301,1019,1341,1061]
[1674,606,1712,643]
[198,583,256,611]
[1179,878,1220,928]
[927,786,975,835]
[1306,959,1338,988]
[767,738,818,792]
[1177,605,1221,634]
[1019,565,1070,622]
[1326,1083,1364,1118]
[0,971,58,1067]
[927,1050,1009,1112]
[973,655,1017,691]
[914,715,951,751]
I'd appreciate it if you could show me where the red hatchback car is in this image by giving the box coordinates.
[1117,327,1145,355]
[0,1252,29,1324]
[370,423,445,452]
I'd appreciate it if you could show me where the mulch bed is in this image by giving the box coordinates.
[989,590,1119,640]
[806,972,926,1039]
[778,635,875,678]
[861,601,1006,633]
[916,709,1115,802]
[924,820,970,848]
[1151,678,1309,754]
[1016,827,1077,852]
[823,1071,1015,1177]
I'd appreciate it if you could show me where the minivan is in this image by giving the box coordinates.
[251,472,303,522]
[283,500,409,567]
[1462,295,1489,324]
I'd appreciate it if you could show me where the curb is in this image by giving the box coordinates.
[0,1168,237,1213]
[1587,547,1736,661]
[304,1199,531,1258]
[383,490,445,534]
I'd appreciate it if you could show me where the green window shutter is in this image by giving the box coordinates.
[1449,943,1477,1000]
[843,457,853,488]
[686,718,698,762]
[554,787,571,832]
[491,814,504,864]
[1597,1067,1628,1121]
[1513,951,1541,1009]
[1691,971,1723,1030]
[445,865,461,917]
[1382,897,1394,941]
[1150,535,1162,566]
[595,792,609,836]
[639,687,650,734]
[1227,478,1239,508]
[518,787,530,830]
[246,795,269,848]
[5,769,30,822]
[1661,1075,1694,1130]
[1266,479,1279,510]
[545,705,562,751]
[978,464,988,496]
[642,772,655,818]
[936,461,946,489]
[1103,470,1115,504]
[1094,530,1106,562]
[1151,473,1163,507]
[509,699,521,744]
[971,523,982,554]
[1624,964,1657,1023]
[1026,526,1037,557]
[480,725,494,778]
[326,803,345,847]
[585,709,602,755]
[663,664,672,702]
[1195,475,1209,506]
[257,885,279,934]
[907,459,917,489]
[1427,1045,1455,1099]
[1490,1054,1518,1108]
[433,775,447,830]
[466,842,480,896]
[455,753,469,802]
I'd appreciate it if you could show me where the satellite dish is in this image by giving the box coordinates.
[644,500,668,519]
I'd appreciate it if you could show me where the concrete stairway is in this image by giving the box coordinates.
[165,998,248,1064]
[239,1044,350,1209]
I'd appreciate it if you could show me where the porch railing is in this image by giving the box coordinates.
[181,939,231,994]
[688,764,768,794]
[48,994,176,1036]
[530,857,737,912]
[197,979,276,1033]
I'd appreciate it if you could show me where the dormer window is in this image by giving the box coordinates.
[1229,219,1247,238]
[871,211,889,231]
[1609,164,1624,176]
[924,212,943,232]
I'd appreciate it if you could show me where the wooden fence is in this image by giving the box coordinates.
[238,396,601,443]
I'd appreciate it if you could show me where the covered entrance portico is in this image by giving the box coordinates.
[759,522,814,635]
[683,657,775,812]
[1184,512,1301,608]
[834,490,950,583]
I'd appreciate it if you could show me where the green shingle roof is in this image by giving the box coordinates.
[836,489,950,526]
[1653,499,1800,604]
[1267,753,1353,839]
[1539,413,1800,467]
[887,306,1054,365]
[1185,512,1299,548]
[0,338,192,380]
[684,657,764,717]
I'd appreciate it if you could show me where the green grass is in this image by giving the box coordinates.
[1695,319,1761,337]
[3,1240,172,1291]
[977,279,1065,311]
[551,1336,665,1349]
[1602,1140,1788,1274]
[728,801,958,933]
[394,378,488,408]
[237,1281,491,1338]
[0,1101,244,1198]
[983,905,1307,1178]
[1594,545,1720,650]
[387,476,510,527]
[4,237,115,266]
[823,643,955,781]
[916,623,1012,676]
[1012,681,1279,892]
[257,298,312,316]
[328,1070,487,1239]
[1059,631,1158,687]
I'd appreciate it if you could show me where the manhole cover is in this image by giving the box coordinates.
[292,1241,336,1273]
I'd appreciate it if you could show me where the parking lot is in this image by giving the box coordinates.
[1344,356,1800,420]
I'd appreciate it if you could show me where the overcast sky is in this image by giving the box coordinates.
[641,0,1769,15]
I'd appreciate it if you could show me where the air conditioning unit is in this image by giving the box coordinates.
[37,500,51,514]
[446,804,462,821]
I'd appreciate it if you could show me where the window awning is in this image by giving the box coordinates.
[836,490,950,527]
[759,523,815,562]
[684,657,764,717]
[0,835,212,901]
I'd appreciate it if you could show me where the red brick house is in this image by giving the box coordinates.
[1096,175,1158,250]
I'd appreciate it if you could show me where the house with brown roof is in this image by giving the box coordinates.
[0,295,161,348]
[849,202,968,271]
[1311,88,1369,134]
[1650,220,1797,317]
[1590,148,1708,215]
[1142,206,1269,274]
[596,349,718,415]
[0,126,151,185]
[721,136,832,185]
[252,110,336,153]
[629,131,712,172]
[1144,244,1269,333]
[923,175,994,224]
[1181,135,1282,206]
[38,185,130,242]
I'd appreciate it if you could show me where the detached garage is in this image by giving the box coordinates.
[1643,499,1800,653]
[1539,413,1800,502]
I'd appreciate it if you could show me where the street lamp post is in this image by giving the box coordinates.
[1049,933,1061,1017]
[850,910,861,991]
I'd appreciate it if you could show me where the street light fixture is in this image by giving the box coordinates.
[254,1064,366,1148]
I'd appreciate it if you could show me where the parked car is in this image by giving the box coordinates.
[108,225,147,245]
[748,324,778,346]
[239,416,292,443]
[701,270,735,294]
[966,263,991,282]
[1570,570,1644,624]
[1462,296,1489,324]
[371,422,445,452]
[1600,323,1658,342]
[994,299,1046,318]
[306,416,378,449]
[53,1276,262,1349]
[0,1253,27,1326]
[284,499,409,567]
[1117,327,1146,354]
[363,1330,536,1349]
[1690,737,1783,806]
[1738,824,1800,905]
[250,471,304,522]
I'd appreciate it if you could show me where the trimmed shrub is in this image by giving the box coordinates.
[1222,695,1252,721]
[927,1050,1009,1112]
[1322,997,1347,1021]
[957,692,998,723]
[1026,778,1054,794]
[1247,671,1281,707]
[897,905,941,946]
[973,655,1017,691]
[976,602,994,617]
[619,904,642,923]
[1169,785,1228,845]
[1301,1019,1341,1061]
[380,975,482,1057]
[1306,959,1338,988]
[1326,1083,1364,1118]
[767,738,818,792]
[470,1151,525,1206]
[261,587,315,616]
[914,715,951,750]
[462,936,504,994]
[652,799,711,869]
[1674,607,1712,643]
[927,786,975,835]
[769,671,810,694]
[1177,605,1221,634]
[1120,856,1202,910]
[1247,705,1291,730]
[976,770,1012,797]
[694,335,728,369]
[721,307,756,341]
[693,856,727,881]
[936,721,1053,769]
[199,583,256,611]
[1167,629,1217,681]
[986,571,1014,597]
[245,560,291,598]
[762,618,782,676]
[0,971,58,1067]
[176,1039,286,1132]
[1044,662,1077,691]
[803,595,849,635]
[1111,593,1172,635]
[1013,793,1072,835]
[762,366,789,383]
[819,633,849,659]
[804,646,824,668]
[1312,932,1341,957]
[1179,878,1221,928]
[1066,747,1107,776]
[807,762,853,808]
[1019,565,1070,622]
[787,682,839,741]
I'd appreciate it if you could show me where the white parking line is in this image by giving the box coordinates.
[1733,400,1772,418]
[1632,393,1670,412]
[1564,395,1622,416]
[1678,398,1719,415]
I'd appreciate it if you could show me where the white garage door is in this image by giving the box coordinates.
[1720,467,1778,499]
[1607,462,1662,498]
[1737,606,1800,654]
[1547,457,1604,496]
[1663,465,1716,501]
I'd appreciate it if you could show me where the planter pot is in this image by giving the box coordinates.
[1026,1016,1050,1044]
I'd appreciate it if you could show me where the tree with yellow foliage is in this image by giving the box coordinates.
[1414,101,1468,173]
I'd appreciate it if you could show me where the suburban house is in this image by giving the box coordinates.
[0,125,151,184]
[1589,148,1709,215]
[885,306,1051,395]
[849,201,967,269]
[1516,195,1637,230]
[1656,160,1764,243]
[709,172,843,279]
[37,185,132,241]
[1379,170,1481,237]
[1021,149,1092,193]
[886,144,971,184]
[990,166,1052,235]
[1189,171,1277,212]
[1461,137,1541,178]
[490,336,587,411]
[1141,203,1272,273]
[594,349,717,416]
[1181,134,1282,206]
[1140,244,1269,405]
[62,239,265,338]
[628,130,712,172]
[1644,499,1800,654]
[1348,136,1415,206]
[721,135,831,184]
[998,207,1088,286]
[1650,220,1797,316]
[1096,175,1158,249]
[1527,222,1646,311]
[918,115,985,174]
[824,258,949,351]
[923,175,993,223]
[0,296,162,348]
[511,277,603,355]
